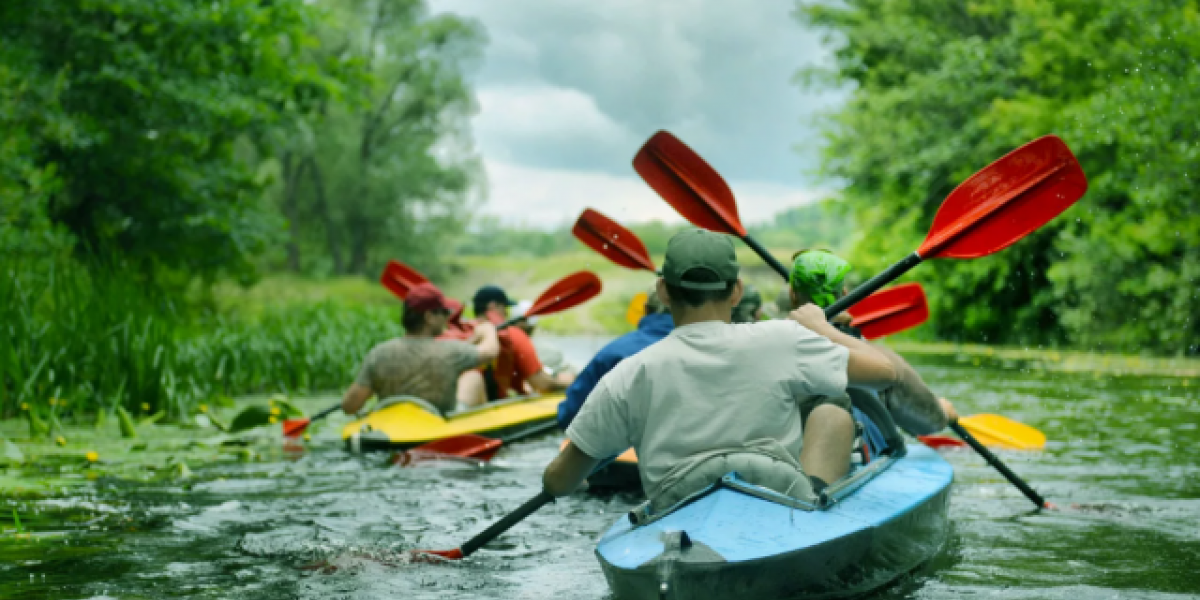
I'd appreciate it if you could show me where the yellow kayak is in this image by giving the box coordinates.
[343,393,565,452]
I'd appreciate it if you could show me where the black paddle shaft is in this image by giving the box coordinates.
[456,457,616,558]
[461,491,554,557]
[825,252,924,319]
[950,421,1048,509]
[741,235,790,281]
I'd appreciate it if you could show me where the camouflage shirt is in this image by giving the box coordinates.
[354,337,479,413]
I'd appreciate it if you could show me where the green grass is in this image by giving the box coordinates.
[1,260,400,429]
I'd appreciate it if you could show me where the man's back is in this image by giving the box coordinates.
[567,319,847,501]
[354,337,478,413]
[557,312,674,428]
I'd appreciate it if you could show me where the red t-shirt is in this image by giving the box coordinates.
[475,314,543,399]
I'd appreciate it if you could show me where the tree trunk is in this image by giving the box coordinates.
[305,158,344,275]
[279,152,307,272]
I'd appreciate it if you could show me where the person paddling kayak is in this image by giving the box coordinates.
[787,249,958,440]
[730,283,764,323]
[472,285,575,402]
[543,229,897,511]
[341,283,501,416]
[556,284,674,429]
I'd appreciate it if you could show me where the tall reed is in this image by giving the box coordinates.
[1,259,400,426]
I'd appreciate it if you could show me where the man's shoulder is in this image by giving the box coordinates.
[374,336,471,356]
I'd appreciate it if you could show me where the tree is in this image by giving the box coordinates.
[270,0,484,278]
[797,0,1200,354]
[0,0,330,281]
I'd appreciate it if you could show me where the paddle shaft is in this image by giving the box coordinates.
[741,235,790,280]
[455,457,615,558]
[950,421,1048,509]
[461,491,553,557]
[825,252,923,319]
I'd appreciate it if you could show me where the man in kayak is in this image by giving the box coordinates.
[786,249,958,439]
[341,283,501,416]
[556,284,674,429]
[514,299,575,383]
[472,285,574,401]
[542,229,898,511]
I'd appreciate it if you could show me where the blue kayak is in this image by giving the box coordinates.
[595,444,954,600]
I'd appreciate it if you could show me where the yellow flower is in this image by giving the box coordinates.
[198,404,208,413]
[56,436,66,446]
[86,451,99,463]
[269,407,281,416]
[49,398,58,406]
[268,416,277,424]
[21,403,29,411]
[303,433,311,442]
[141,403,150,412]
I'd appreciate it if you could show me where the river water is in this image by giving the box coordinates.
[3,336,1198,599]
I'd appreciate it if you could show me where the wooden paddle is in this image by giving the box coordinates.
[636,131,1085,508]
[283,269,603,439]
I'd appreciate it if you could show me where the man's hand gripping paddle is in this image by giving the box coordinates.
[635,131,1086,509]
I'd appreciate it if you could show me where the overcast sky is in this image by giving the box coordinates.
[428,0,848,227]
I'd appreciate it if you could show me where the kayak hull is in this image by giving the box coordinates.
[342,393,564,452]
[595,444,953,600]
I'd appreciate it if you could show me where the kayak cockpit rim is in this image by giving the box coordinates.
[367,391,551,420]
[626,454,898,528]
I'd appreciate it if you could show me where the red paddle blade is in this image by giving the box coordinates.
[918,135,1088,259]
[406,435,503,461]
[573,209,656,272]
[410,548,464,562]
[633,131,747,237]
[282,418,310,438]
[380,260,430,299]
[847,282,929,340]
[919,435,967,449]
[526,271,603,319]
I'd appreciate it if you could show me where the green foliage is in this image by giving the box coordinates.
[798,0,1200,354]
[0,0,329,280]
[0,258,401,423]
[746,200,854,255]
[267,0,484,279]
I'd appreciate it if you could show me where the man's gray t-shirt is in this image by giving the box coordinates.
[566,319,849,501]
[354,337,479,413]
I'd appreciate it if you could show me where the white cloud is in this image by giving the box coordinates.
[475,85,639,168]
[483,159,829,228]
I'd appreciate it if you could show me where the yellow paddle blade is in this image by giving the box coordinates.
[958,414,1046,450]
[626,292,647,327]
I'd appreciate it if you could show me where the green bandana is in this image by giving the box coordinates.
[789,250,851,308]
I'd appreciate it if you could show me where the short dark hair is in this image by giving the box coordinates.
[402,306,446,333]
[664,269,736,308]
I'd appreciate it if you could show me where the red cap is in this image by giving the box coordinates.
[405,283,455,312]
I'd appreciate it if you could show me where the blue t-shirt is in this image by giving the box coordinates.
[557,312,674,429]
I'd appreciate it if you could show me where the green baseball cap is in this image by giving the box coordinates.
[789,249,851,308]
[661,229,740,290]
